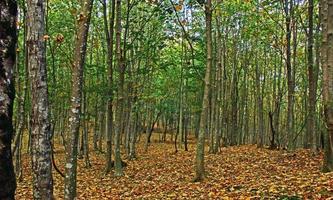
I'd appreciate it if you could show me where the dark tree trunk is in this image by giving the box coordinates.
[0,0,17,199]
[306,0,317,151]
[322,0,333,172]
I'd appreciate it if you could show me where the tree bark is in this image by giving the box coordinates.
[213,5,222,154]
[0,0,17,199]
[255,52,264,148]
[322,0,333,172]
[26,0,54,198]
[306,0,317,151]
[194,0,212,182]
[102,0,115,175]
[114,0,125,177]
[284,0,294,149]
[64,0,94,198]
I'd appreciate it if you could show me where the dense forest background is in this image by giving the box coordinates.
[1,0,333,199]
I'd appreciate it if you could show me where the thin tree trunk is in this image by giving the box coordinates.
[285,0,294,149]
[194,0,212,182]
[306,0,317,151]
[256,51,264,148]
[184,111,189,151]
[103,0,115,174]
[129,111,138,159]
[114,0,125,177]
[13,39,27,180]
[213,7,222,153]
[82,86,91,168]
[230,42,238,146]
[93,103,99,151]
[64,0,94,198]
[99,111,105,153]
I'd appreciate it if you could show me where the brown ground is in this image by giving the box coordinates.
[16,137,333,199]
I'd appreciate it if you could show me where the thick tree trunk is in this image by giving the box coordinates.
[0,0,17,198]
[26,0,54,198]
[322,0,333,172]
[64,0,93,198]
[194,0,212,182]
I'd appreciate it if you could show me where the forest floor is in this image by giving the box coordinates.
[16,136,333,199]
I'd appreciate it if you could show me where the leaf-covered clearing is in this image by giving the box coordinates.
[16,139,333,199]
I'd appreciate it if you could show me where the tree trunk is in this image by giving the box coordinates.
[99,111,105,153]
[256,52,264,148]
[194,0,212,182]
[129,111,138,159]
[0,0,17,198]
[12,11,28,180]
[230,43,238,146]
[322,0,333,172]
[306,0,317,151]
[213,7,222,154]
[114,0,125,177]
[82,87,91,168]
[93,103,99,151]
[26,0,54,198]
[285,0,294,149]
[64,0,93,198]
[102,0,115,175]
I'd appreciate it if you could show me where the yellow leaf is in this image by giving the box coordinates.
[175,4,182,11]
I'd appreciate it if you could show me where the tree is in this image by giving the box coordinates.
[194,0,212,182]
[212,0,223,154]
[255,51,264,148]
[322,0,333,172]
[64,0,94,198]
[306,0,318,151]
[284,0,295,149]
[102,0,116,175]
[26,0,54,198]
[0,0,17,199]
[114,0,125,177]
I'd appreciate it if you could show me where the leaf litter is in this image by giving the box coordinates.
[16,140,333,199]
